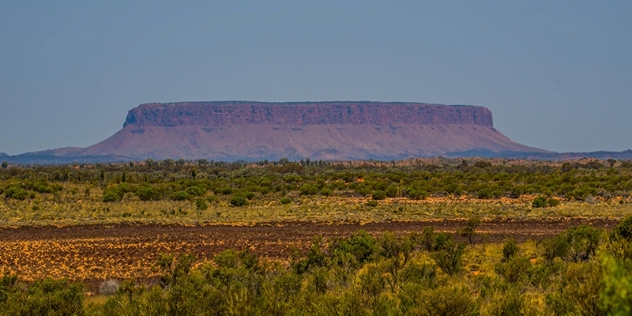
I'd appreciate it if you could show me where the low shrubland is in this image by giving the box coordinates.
[2,216,632,315]
[1,158,632,226]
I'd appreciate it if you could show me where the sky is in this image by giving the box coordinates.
[1,1,631,155]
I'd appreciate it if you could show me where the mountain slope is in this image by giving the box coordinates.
[75,101,546,161]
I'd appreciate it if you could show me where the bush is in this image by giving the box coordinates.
[280,197,292,205]
[320,188,333,196]
[4,186,28,200]
[372,190,387,200]
[613,215,632,241]
[502,238,519,261]
[533,196,560,208]
[532,196,547,208]
[406,188,428,200]
[366,200,378,207]
[169,191,191,201]
[195,198,208,211]
[495,256,531,283]
[431,239,466,276]
[402,286,474,316]
[385,185,399,198]
[2,278,85,316]
[299,183,319,195]
[230,195,247,207]
[134,185,161,201]
[543,225,601,262]
[103,188,123,202]
[477,188,493,199]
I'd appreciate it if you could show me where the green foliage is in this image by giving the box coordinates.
[532,196,547,208]
[279,197,292,205]
[331,230,378,268]
[4,186,28,200]
[458,216,481,246]
[430,237,466,276]
[102,187,122,202]
[299,183,319,195]
[385,185,399,198]
[402,286,475,316]
[543,225,601,262]
[613,215,632,241]
[320,187,333,196]
[134,185,161,201]
[366,200,378,207]
[195,198,208,211]
[547,262,605,315]
[502,238,519,261]
[533,196,560,208]
[0,278,84,316]
[229,195,247,207]
[169,191,191,201]
[600,254,632,315]
[5,221,632,315]
[372,190,386,200]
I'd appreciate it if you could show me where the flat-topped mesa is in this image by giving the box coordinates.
[123,101,494,127]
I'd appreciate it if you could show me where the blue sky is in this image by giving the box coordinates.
[1,1,631,155]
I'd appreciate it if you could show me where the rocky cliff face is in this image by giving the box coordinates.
[77,101,546,161]
[123,102,494,127]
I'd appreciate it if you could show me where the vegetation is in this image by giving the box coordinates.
[1,217,632,315]
[1,157,632,314]
[1,157,632,226]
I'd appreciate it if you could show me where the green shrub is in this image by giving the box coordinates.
[169,191,191,201]
[533,196,561,208]
[185,186,206,197]
[402,286,474,316]
[502,238,519,261]
[547,262,605,315]
[495,255,531,283]
[280,197,292,205]
[320,188,333,196]
[1,278,85,316]
[532,196,547,208]
[613,215,632,241]
[103,187,123,202]
[195,198,208,211]
[134,185,161,201]
[4,186,28,200]
[543,225,601,262]
[548,198,561,207]
[385,185,399,198]
[230,195,247,207]
[406,188,428,200]
[477,188,493,199]
[299,183,319,195]
[372,190,387,200]
[431,239,466,276]
[366,200,378,207]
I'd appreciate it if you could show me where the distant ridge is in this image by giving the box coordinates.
[4,101,627,164]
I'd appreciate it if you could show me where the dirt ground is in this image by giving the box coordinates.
[0,218,620,291]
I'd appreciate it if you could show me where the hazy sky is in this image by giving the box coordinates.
[1,1,631,155]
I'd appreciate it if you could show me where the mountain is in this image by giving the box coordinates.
[74,101,545,161]
[4,101,627,164]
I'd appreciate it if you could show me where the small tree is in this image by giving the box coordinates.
[458,217,481,246]
[1,161,7,169]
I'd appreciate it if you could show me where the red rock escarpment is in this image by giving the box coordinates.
[79,101,545,161]
[123,101,494,127]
